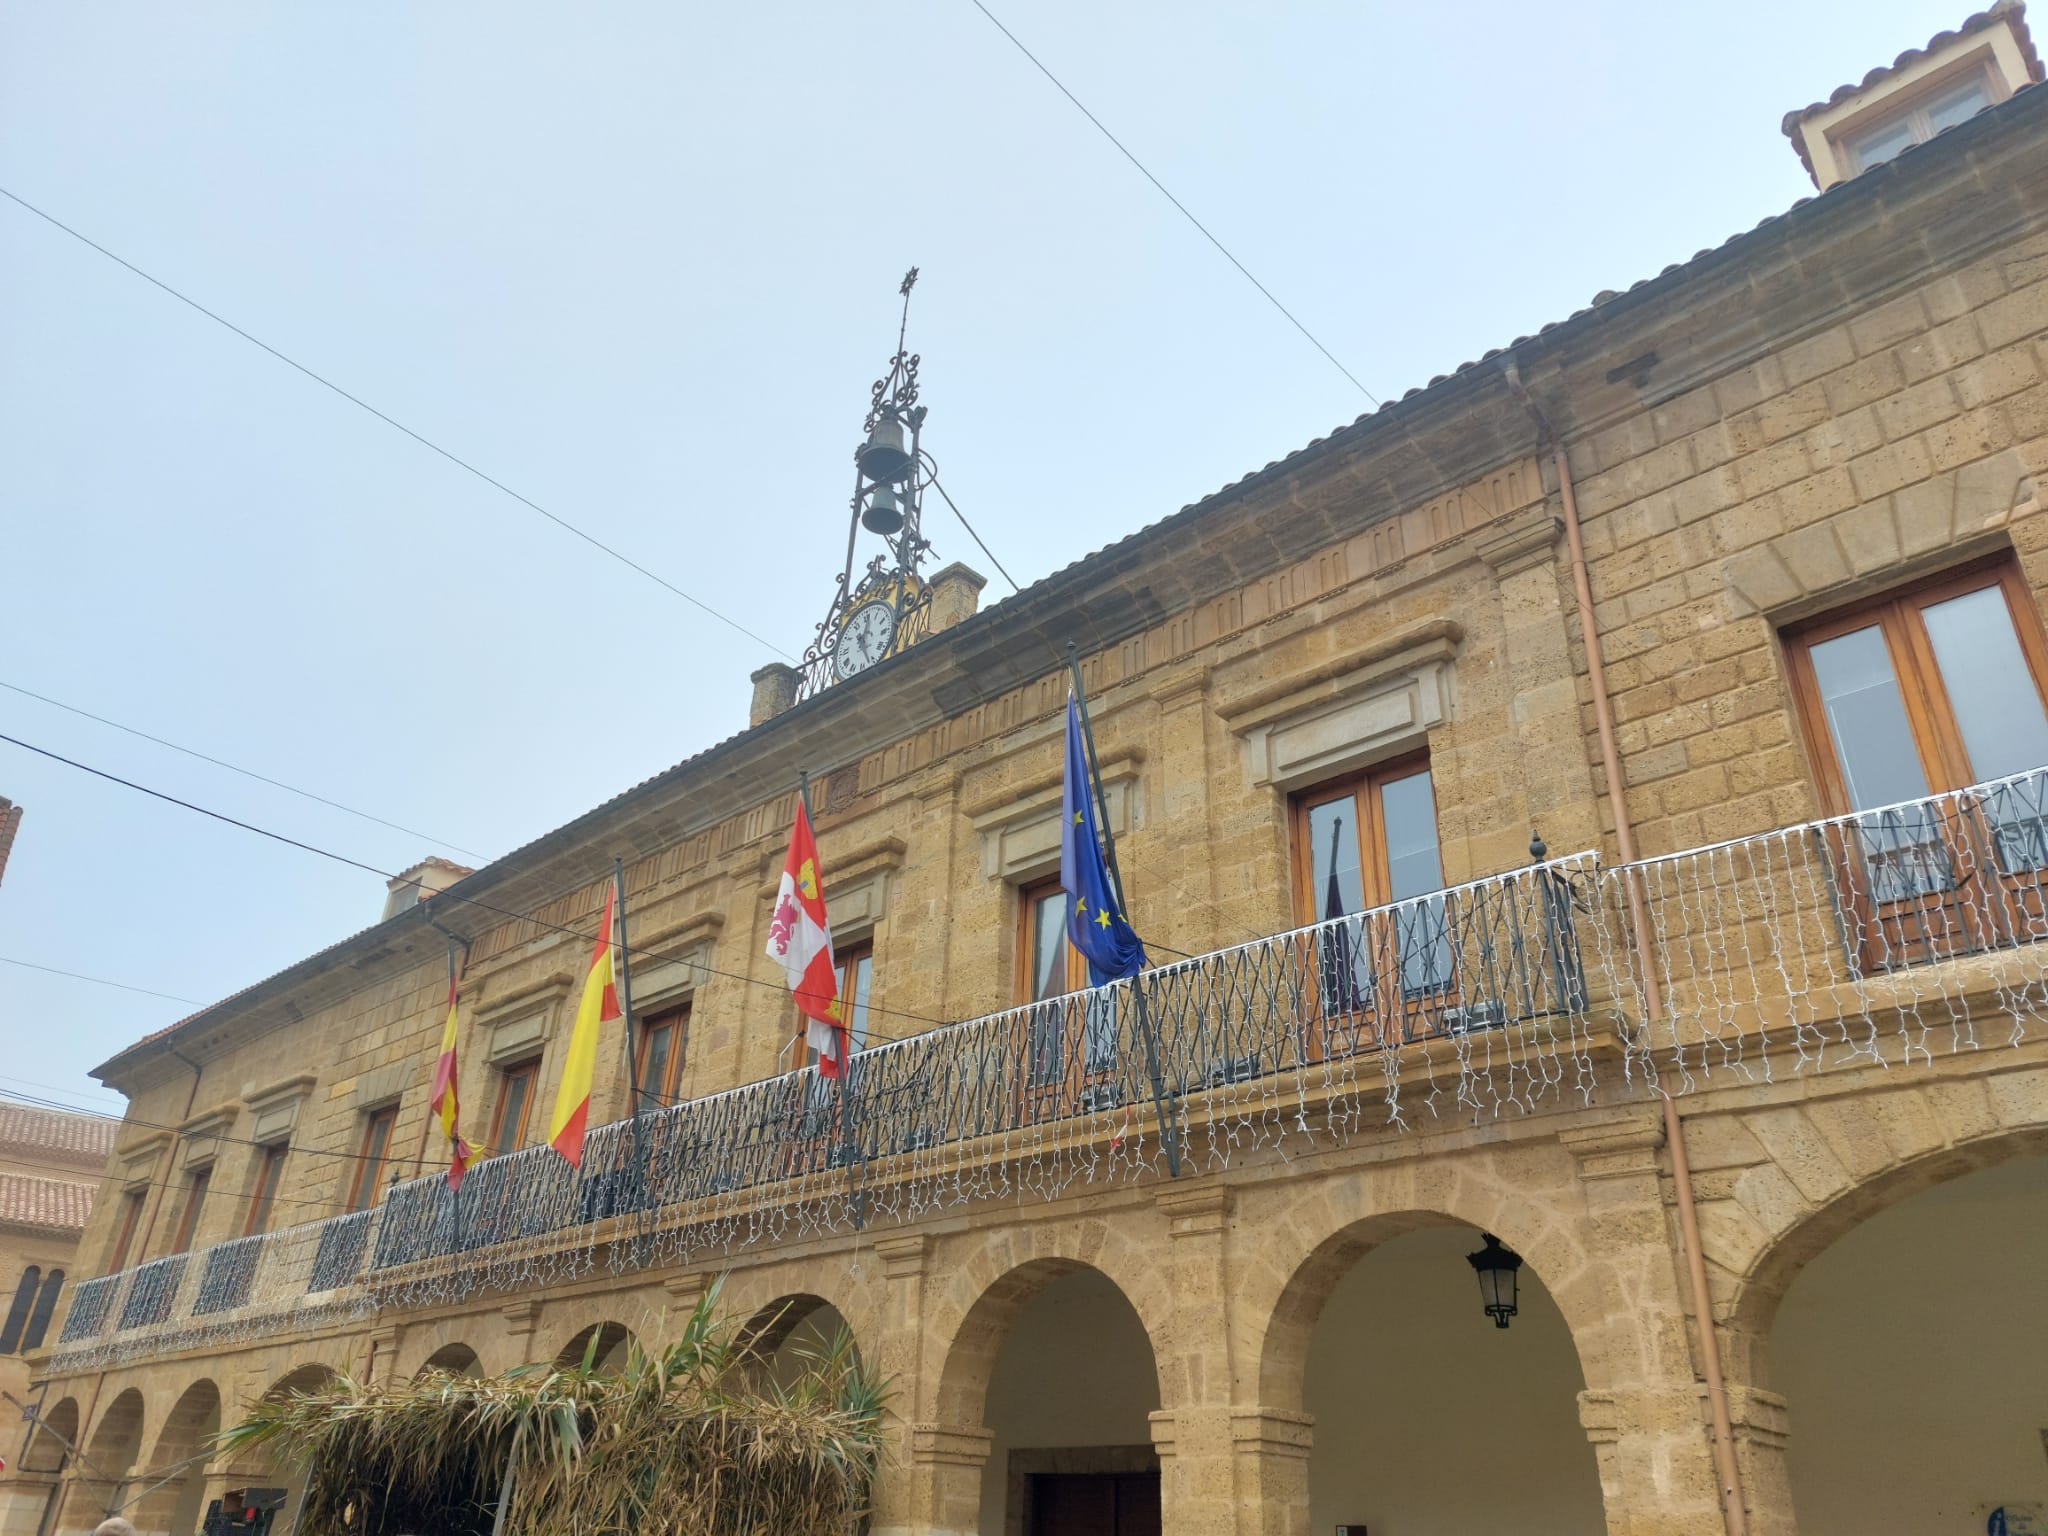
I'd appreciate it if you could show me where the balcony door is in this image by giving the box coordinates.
[1786,557,2048,967]
[1017,877,1120,1123]
[1290,755,1451,1057]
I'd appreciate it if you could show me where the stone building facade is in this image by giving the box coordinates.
[0,1107,114,1426]
[6,22,2048,1536]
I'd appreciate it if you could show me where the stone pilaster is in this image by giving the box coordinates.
[1557,1118,1725,1536]
[1475,504,1602,859]
[869,1234,938,1536]
[1724,1381,1795,1536]
[1227,1408,1314,1536]
[1150,1185,1237,1535]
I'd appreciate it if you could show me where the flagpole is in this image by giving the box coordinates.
[800,772,866,1228]
[615,857,649,1220]
[1064,642,1180,1177]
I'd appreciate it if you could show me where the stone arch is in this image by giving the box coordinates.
[554,1320,637,1369]
[78,1387,146,1518]
[260,1363,340,1402]
[736,1292,845,1358]
[931,1246,1168,1427]
[134,1378,222,1536]
[23,1394,78,1473]
[418,1342,483,1377]
[1248,1148,1609,1412]
[1723,1085,2048,1349]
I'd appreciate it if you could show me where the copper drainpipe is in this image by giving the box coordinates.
[1553,447,1751,1536]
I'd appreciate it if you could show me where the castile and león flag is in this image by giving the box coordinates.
[766,795,847,1077]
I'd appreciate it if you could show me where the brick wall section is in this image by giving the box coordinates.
[1567,227,2048,856]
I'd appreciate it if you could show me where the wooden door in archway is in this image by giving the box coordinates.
[1028,1470,1161,1536]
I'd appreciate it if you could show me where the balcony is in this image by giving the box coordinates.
[45,771,2048,1371]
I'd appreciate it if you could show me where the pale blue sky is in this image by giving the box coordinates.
[1,1,1960,1111]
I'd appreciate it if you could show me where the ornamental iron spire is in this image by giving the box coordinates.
[795,269,939,700]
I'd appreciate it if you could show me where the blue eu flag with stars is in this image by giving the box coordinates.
[1061,692,1148,986]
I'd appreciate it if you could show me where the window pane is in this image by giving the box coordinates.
[248,1149,285,1235]
[1847,114,1917,169]
[1920,586,2048,782]
[1306,796,1364,919]
[1381,769,1453,996]
[1030,890,1069,1000]
[638,1024,671,1114]
[1809,625,1932,810]
[1809,625,1952,900]
[1925,78,1990,133]
[845,953,873,1051]
[1921,584,2048,873]
[498,1073,531,1152]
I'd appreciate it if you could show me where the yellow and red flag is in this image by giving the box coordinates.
[430,959,475,1190]
[548,879,619,1166]
[766,799,846,1076]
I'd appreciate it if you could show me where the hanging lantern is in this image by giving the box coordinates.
[1467,1232,1522,1329]
[861,484,905,535]
[855,416,913,483]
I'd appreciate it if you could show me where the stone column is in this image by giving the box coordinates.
[895,1425,993,1536]
[1718,1341,1796,1536]
[0,1470,60,1536]
[1557,1120,1727,1536]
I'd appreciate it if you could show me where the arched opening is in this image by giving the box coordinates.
[226,1364,338,1534]
[24,1396,79,1473]
[1284,1222,1602,1534]
[134,1378,222,1536]
[418,1342,482,1378]
[945,1261,1162,1536]
[737,1294,860,1391]
[73,1387,145,1529]
[554,1321,635,1371]
[1769,1153,2048,1533]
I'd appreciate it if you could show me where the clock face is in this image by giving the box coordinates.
[833,599,897,681]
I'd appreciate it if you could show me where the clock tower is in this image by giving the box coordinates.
[792,269,942,700]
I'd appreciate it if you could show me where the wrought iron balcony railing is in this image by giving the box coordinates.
[43,770,2048,1372]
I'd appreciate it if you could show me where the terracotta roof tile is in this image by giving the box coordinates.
[0,1172,96,1234]
[0,1103,120,1166]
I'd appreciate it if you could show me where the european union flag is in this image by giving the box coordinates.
[1061,692,1148,985]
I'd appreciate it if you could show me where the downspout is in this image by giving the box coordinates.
[1506,365,1751,1536]
[47,1047,206,1534]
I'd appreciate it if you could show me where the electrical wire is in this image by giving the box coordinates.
[0,679,486,860]
[0,956,198,1007]
[0,184,797,662]
[0,1148,365,1222]
[0,731,950,1040]
[964,0,1380,407]
[925,471,1021,593]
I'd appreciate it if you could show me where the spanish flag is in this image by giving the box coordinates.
[430,955,476,1190]
[548,879,619,1167]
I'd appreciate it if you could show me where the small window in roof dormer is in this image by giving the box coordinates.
[1782,0,2043,190]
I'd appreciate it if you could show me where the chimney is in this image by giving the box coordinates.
[750,662,800,728]
[0,797,20,890]
[927,562,989,634]
[383,856,476,921]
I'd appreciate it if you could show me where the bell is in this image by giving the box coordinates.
[861,484,905,536]
[855,417,914,483]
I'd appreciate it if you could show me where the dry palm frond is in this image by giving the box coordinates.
[218,1279,887,1536]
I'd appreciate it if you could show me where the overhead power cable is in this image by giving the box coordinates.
[0,731,951,1040]
[0,184,797,661]
[0,955,199,1006]
[964,0,1379,407]
[0,678,485,860]
[926,472,1021,593]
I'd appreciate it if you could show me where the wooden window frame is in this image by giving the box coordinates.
[1288,752,1456,1055]
[346,1105,400,1213]
[171,1166,212,1254]
[1013,877,1121,1118]
[1785,554,2048,965]
[106,1189,146,1272]
[634,1002,691,1113]
[244,1144,288,1236]
[486,1059,540,1159]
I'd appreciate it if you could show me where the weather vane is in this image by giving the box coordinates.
[794,270,939,699]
